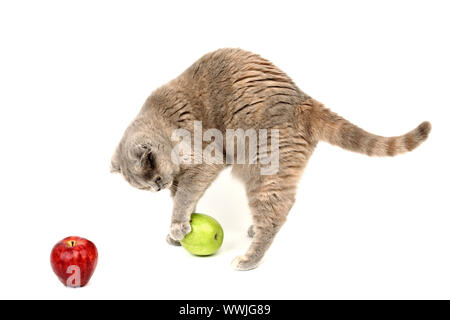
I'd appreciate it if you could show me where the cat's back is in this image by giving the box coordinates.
[181,48,309,129]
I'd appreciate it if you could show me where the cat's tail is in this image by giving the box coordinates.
[308,99,431,156]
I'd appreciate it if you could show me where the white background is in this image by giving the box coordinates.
[0,0,449,299]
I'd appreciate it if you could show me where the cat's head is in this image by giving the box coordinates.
[111,120,179,192]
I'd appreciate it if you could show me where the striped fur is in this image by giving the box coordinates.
[112,48,431,271]
[307,99,431,156]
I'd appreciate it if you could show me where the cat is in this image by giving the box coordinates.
[111,48,431,270]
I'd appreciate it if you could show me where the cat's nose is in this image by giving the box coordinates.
[154,176,162,187]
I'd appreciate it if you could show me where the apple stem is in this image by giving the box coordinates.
[67,240,76,247]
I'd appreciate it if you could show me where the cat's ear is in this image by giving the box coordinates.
[133,143,152,169]
[110,146,121,173]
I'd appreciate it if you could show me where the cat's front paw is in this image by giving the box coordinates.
[170,221,192,241]
[166,234,181,246]
[231,256,259,271]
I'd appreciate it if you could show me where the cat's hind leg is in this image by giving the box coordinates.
[232,177,297,271]
[231,132,314,270]
[232,163,306,271]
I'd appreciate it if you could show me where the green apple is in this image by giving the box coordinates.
[180,213,224,256]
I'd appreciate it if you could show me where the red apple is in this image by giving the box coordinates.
[50,236,98,287]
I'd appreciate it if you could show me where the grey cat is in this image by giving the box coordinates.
[111,48,430,270]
